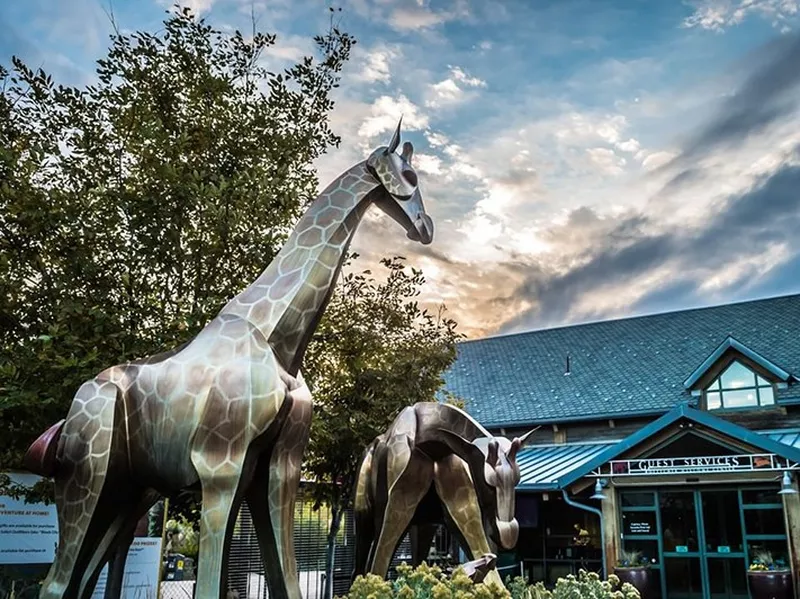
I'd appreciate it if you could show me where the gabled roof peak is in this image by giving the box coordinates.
[683,335,794,390]
[557,403,800,489]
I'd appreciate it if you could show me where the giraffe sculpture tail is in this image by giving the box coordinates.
[23,419,66,477]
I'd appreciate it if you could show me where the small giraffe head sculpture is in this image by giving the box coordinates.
[450,427,539,551]
[366,118,433,245]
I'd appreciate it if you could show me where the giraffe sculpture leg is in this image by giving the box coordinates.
[40,380,130,599]
[352,509,375,580]
[84,489,160,599]
[246,382,312,599]
[433,455,503,589]
[352,445,377,581]
[193,477,246,599]
[369,447,434,577]
[190,384,254,599]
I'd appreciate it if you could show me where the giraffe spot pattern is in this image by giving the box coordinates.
[42,145,427,599]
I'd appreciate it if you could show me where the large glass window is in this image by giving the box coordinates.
[704,360,775,410]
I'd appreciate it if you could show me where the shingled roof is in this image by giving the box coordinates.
[442,294,800,427]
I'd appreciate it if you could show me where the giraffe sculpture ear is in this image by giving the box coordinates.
[401,141,414,164]
[507,426,541,462]
[386,116,402,154]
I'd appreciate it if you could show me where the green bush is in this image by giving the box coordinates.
[341,564,640,599]
[508,570,640,599]
[341,562,508,599]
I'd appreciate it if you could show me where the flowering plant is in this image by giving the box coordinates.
[615,549,649,569]
[508,570,640,599]
[341,564,640,599]
[749,550,789,572]
[341,562,508,599]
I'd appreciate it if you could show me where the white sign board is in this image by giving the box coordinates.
[608,453,786,476]
[0,472,58,564]
[1,472,163,599]
[92,537,163,599]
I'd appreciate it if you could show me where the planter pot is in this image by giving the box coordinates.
[614,567,652,598]
[747,570,794,599]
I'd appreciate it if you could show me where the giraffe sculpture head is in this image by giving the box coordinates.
[366,119,433,245]
[450,428,539,551]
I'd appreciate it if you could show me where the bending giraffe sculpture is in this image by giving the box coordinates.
[352,402,537,589]
[23,120,433,599]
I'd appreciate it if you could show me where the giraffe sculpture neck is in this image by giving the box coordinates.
[220,161,382,375]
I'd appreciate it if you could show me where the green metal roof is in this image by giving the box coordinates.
[556,404,800,489]
[765,429,800,449]
[516,423,800,491]
[443,294,800,427]
[516,442,616,490]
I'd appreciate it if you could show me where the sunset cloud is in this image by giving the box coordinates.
[6,0,800,340]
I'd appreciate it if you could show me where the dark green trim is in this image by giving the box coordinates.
[484,408,673,430]
[516,482,560,491]
[557,403,800,489]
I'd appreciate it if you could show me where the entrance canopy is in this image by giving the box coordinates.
[516,441,616,490]
[515,403,800,493]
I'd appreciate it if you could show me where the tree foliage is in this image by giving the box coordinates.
[304,254,462,508]
[302,253,462,598]
[0,7,355,474]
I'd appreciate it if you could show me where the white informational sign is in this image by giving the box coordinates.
[0,472,59,564]
[609,453,788,476]
[1,472,164,599]
[92,537,163,599]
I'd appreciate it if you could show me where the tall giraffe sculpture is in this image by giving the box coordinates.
[23,120,433,599]
[351,403,537,589]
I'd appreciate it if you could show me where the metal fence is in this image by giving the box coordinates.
[0,491,446,599]
[158,488,443,599]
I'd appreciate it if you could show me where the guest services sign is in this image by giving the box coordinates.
[609,453,784,476]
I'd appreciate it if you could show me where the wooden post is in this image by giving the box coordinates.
[781,478,800,594]
[602,485,621,576]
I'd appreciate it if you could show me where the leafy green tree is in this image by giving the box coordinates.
[0,7,354,489]
[303,254,462,599]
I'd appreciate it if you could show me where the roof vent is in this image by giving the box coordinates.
[564,354,571,376]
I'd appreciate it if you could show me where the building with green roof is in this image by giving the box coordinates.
[441,293,800,598]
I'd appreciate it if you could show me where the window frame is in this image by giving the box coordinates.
[703,359,776,412]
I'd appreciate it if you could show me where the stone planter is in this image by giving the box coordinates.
[613,567,652,598]
[747,570,793,599]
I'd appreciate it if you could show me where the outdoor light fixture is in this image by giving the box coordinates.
[590,479,607,500]
[778,471,797,495]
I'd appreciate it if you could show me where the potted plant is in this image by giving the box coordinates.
[613,549,652,598]
[748,550,794,599]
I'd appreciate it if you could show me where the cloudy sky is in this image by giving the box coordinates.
[3,0,800,339]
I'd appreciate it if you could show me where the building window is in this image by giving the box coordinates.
[705,360,775,410]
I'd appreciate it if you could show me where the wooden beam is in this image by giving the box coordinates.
[602,486,620,575]
[782,477,800,594]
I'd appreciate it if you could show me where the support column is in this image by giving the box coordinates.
[602,486,620,575]
[781,478,800,594]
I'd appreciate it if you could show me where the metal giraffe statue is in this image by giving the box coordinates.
[23,120,433,599]
[352,402,537,589]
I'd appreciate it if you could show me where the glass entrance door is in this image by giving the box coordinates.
[660,491,703,598]
[700,491,748,599]
[658,490,749,599]
[621,487,791,598]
